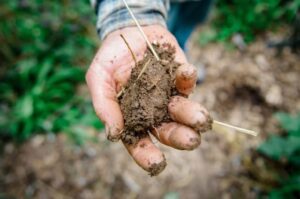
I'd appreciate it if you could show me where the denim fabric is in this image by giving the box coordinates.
[167,0,213,49]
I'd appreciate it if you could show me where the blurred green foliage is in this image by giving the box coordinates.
[199,0,299,45]
[0,1,103,142]
[258,112,300,198]
[163,192,179,199]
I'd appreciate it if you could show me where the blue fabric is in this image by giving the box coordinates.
[95,0,168,39]
[167,0,213,50]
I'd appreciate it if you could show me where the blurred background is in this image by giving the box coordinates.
[0,0,299,199]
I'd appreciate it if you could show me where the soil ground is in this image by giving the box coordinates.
[0,29,299,199]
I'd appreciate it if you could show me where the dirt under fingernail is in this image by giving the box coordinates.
[194,115,213,133]
[106,126,122,142]
[148,157,167,176]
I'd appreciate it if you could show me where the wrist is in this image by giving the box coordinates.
[96,0,168,40]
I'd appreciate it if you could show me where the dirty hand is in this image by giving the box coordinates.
[86,25,211,174]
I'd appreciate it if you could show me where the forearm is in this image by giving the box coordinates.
[95,0,169,40]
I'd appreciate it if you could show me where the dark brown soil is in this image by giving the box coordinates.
[118,44,180,145]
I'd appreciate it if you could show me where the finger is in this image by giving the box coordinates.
[122,134,167,176]
[86,66,123,142]
[168,96,213,133]
[152,122,201,150]
[175,64,197,95]
[145,26,197,95]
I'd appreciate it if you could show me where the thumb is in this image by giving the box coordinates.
[86,66,124,142]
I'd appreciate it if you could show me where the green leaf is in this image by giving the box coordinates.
[163,192,179,199]
[37,59,53,84]
[258,135,300,161]
[275,112,300,137]
[0,1,100,142]
[14,95,34,119]
[269,183,300,199]
[47,67,83,85]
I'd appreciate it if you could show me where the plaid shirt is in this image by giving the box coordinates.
[93,0,200,40]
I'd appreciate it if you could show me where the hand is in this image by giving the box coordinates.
[86,25,211,175]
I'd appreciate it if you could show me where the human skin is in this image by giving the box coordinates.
[86,25,210,173]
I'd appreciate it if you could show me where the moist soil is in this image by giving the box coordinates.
[118,43,180,145]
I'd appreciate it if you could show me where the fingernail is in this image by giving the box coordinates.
[148,156,167,176]
[187,137,201,150]
[106,126,123,142]
[195,111,207,124]
[177,65,197,80]
[193,113,213,133]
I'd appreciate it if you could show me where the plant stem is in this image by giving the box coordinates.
[121,0,160,60]
[213,120,258,136]
[120,34,137,65]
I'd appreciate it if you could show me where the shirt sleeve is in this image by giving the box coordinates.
[95,0,169,40]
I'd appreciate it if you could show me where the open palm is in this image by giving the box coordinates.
[86,25,211,175]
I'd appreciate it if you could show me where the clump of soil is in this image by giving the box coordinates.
[118,43,180,145]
